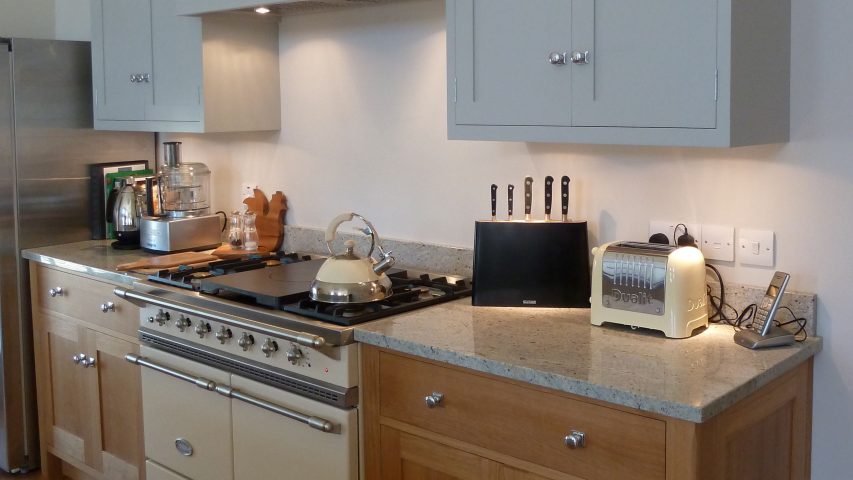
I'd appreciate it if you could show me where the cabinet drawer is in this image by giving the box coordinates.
[32,265,138,338]
[378,352,665,480]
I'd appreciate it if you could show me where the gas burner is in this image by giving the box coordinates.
[146,252,472,326]
[281,271,472,326]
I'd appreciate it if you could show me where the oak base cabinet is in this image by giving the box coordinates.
[30,264,144,480]
[361,345,812,480]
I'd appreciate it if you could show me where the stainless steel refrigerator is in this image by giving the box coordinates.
[0,38,153,473]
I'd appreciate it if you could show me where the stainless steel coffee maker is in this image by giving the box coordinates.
[139,142,222,253]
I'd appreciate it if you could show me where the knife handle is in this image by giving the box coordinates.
[544,176,553,219]
[490,184,498,221]
[523,176,533,219]
[561,176,570,221]
[507,184,515,220]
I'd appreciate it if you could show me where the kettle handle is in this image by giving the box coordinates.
[324,212,377,259]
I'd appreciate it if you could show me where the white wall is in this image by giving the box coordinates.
[167,0,848,477]
[0,0,89,40]
[0,0,55,38]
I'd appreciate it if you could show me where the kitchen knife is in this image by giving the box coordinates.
[524,176,533,221]
[561,176,570,222]
[544,176,553,221]
[490,184,498,221]
[507,184,514,221]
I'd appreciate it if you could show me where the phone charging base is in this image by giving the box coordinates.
[734,328,796,349]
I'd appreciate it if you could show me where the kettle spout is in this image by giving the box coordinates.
[373,254,395,275]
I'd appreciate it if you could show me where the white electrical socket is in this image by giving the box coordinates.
[241,183,258,200]
[701,224,735,262]
[738,229,775,267]
[648,221,702,247]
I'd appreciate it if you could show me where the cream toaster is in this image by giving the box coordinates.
[590,241,708,338]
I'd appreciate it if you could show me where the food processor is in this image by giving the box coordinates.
[139,142,222,253]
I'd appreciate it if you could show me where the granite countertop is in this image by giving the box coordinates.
[22,240,154,285]
[23,240,822,423]
[354,299,822,423]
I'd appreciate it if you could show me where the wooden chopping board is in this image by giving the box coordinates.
[243,189,287,252]
[211,244,270,259]
[116,251,218,271]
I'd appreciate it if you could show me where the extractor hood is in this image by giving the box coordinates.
[176,0,400,16]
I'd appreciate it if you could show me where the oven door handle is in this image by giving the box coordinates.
[125,354,218,390]
[213,385,337,434]
[125,354,338,434]
[114,287,327,348]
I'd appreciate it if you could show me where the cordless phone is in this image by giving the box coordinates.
[751,271,790,336]
[734,271,795,349]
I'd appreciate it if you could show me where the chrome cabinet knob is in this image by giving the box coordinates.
[130,73,137,83]
[547,51,567,65]
[570,50,590,65]
[49,287,64,297]
[175,438,193,457]
[261,338,279,358]
[80,356,96,368]
[195,321,210,338]
[238,332,254,351]
[285,345,302,365]
[424,392,444,408]
[141,73,151,83]
[155,309,169,326]
[175,314,192,332]
[100,301,115,313]
[72,353,85,364]
[215,326,232,344]
[564,430,586,449]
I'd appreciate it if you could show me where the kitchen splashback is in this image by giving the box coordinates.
[282,225,816,336]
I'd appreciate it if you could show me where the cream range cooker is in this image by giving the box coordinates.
[115,254,471,480]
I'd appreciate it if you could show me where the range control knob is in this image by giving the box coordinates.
[175,315,192,332]
[286,345,303,365]
[238,332,255,351]
[215,326,232,344]
[195,321,211,338]
[155,309,169,326]
[261,338,279,358]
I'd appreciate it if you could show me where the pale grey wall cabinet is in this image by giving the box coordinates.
[447,0,791,147]
[91,0,281,133]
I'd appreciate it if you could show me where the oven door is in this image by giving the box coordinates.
[230,375,359,480]
[139,346,233,480]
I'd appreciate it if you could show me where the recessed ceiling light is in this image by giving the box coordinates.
[255,6,270,14]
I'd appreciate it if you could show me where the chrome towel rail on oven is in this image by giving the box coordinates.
[114,287,327,349]
[126,354,337,433]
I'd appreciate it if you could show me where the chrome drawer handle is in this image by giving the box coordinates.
[564,430,586,449]
[100,301,115,313]
[424,392,444,408]
[72,353,85,364]
[49,287,64,297]
[175,438,194,456]
[80,356,96,368]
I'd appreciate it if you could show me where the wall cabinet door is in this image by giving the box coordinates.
[147,0,203,122]
[453,0,573,127]
[92,0,152,121]
[570,0,717,128]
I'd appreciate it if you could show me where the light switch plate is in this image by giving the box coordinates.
[738,229,775,267]
[701,225,735,261]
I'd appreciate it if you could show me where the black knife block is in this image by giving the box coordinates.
[473,221,591,308]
